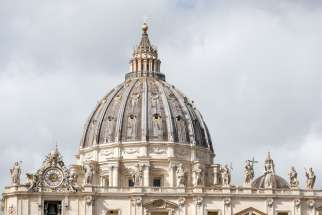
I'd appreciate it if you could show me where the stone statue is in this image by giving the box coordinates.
[10,162,21,185]
[127,114,137,139]
[244,160,254,185]
[133,164,143,187]
[264,152,275,188]
[288,166,299,188]
[305,167,316,189]
[176,163,185,187]
[193,164,203,186]
[84,164,94,185]
[221,164,231,186]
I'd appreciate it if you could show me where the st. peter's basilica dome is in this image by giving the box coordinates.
[80,23,213,151]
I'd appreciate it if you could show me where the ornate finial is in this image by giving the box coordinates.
[126,22,164,80]
[266,152,272,161]
[142,22,148,34]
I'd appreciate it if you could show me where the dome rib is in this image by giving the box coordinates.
[96,84,124,145]
[155,80,175,142]
[163,82,195,145]
[114,80,139,142]
[81,86,121,148]
[193,107,212,149]
[141,78,148,141]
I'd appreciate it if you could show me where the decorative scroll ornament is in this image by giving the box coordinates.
[150,146,167,155]
[267,198,274,208]
[8,205,16,215]
[194,196,203,207]
[131,197,142,207]
[224,198,231,206]
[178,197,186,207]
[294,199,301,208]
[308,200,315,209]
[123,148,139,155]
[101,149,114,158]
[25,146,81,192]
[85,196,94,206]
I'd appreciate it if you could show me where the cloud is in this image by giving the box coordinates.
[0,0,322,190]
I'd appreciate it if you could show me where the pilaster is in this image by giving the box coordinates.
[143,162,150,187]
[169,162,176,187]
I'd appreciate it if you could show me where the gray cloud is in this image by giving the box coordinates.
[0,0,322,190]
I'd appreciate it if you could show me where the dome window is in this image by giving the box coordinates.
[153,113,161,120]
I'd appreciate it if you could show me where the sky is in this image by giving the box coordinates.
[0,0,322,192]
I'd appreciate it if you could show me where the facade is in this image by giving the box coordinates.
[2,23,322,215]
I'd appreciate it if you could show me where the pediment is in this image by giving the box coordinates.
[235,207,267,215]
[143,199,178,210]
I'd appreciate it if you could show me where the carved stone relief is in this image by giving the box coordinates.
[176,147,189,158]
[150,146,167,155]
[101,149,114,159]
[122,148,139,155]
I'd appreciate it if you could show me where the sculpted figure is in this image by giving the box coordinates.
[176,163,185,187]
[133,164,143,187]
[305,168,316,189]
[221,164,231,186]
[84,164,94,185]
[288,166,299,188]
[193,164,203,186]
[244,160,254,184]
[10,162,21,185]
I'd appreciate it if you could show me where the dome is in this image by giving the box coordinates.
[252,174,290,189]
[252,152,290,189]
[80,23,213,151]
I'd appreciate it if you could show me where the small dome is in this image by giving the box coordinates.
[252,174,290,189]
[252,152,290,189]
[80,23,213,151]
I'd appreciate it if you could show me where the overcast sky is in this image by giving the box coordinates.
[0,0,322,191]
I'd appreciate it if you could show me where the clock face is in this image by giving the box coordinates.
[43,168,64,188]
